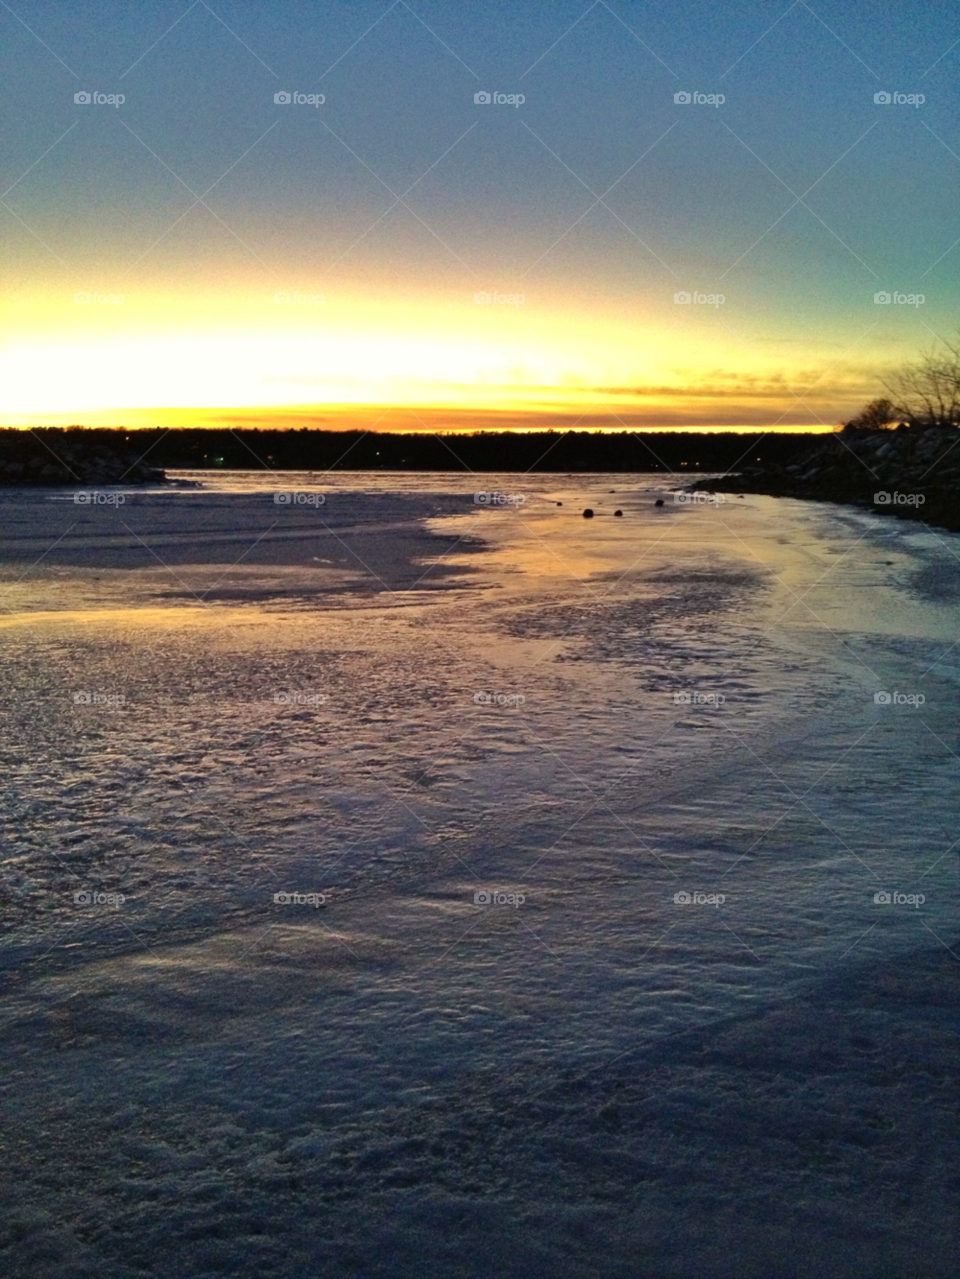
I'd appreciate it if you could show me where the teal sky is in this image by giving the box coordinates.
[1,1,957,428]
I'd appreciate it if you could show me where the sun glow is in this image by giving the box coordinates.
[1,284,888,431]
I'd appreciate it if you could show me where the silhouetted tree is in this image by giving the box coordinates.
[842,397,898,432]
[882,333,960,429]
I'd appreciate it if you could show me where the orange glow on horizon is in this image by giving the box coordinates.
[0,283,900,432]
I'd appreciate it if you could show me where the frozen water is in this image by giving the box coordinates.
[1,474,958,1277]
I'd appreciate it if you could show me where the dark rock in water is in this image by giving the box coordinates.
[655,499,664,507]
[582,508,594,518]
[614,509,623,517]
[557,501,562,506]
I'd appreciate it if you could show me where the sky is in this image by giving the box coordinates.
[1,0,957,431]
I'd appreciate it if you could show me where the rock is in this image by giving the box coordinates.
[655,499,664,507]
[614,509,623,517]
[0,430,168,487]
[718,426,960,533]
[583,509,594,518]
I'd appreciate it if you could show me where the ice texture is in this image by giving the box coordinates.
[1,474,958,1277]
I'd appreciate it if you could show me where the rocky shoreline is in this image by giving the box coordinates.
[0,431,166,486]
[713,426,960,533]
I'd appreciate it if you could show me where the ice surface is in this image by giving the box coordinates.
[1,474,958,1277]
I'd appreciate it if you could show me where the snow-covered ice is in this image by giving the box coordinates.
[1,473,958,1277]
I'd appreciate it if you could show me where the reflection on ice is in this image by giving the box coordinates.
[2,473,959,1276]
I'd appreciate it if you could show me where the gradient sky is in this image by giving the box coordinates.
[1,0,957,430]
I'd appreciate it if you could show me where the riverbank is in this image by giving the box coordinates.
[719,426,960,532]
[0,431,165,486]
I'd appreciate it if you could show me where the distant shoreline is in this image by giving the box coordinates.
[4,427,959,536]
[1,426,815,482]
